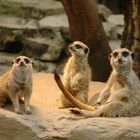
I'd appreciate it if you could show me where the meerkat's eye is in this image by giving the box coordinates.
[75,44,81,49]
[113,52,118,58]
[122,51,129,57]
[15,58,20,63]
[24,58,30,64]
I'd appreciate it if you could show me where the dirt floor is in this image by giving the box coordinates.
[0,73,105,140]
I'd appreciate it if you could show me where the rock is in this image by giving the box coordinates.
[39,30,64,61]
[0,116,40,140]
[103,14,124,40]
[0,16,26,29]
[109,25,124,40]
[22,28,64,61]
[0,52,17,65]
[0,0,67,72]
[0,73,140,140]
[98,4,113,21]
[34,61,57,73]
[23,38,49,59]
[0,52,57,73]
[39,14,69,29]
[0,0,64,18]
[60,27,72,44]
[0,15,65,64]
[109,40,121,50]
[98,0,124,14]
[102,22,114,38]
[108,14,124,26]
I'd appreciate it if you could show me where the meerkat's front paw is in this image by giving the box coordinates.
[25,107,32,114]
[15,108,23,114]
[69,108,82,114]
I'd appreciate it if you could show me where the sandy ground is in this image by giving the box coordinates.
[1,73,140,140]
[30,73,105,119]
[1,73,105,133]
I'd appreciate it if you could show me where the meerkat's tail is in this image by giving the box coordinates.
[54,72,96,111]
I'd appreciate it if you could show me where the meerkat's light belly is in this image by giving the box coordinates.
[110,82,124,93]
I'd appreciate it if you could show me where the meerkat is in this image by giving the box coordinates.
[55,48,140,117]
[0,56,33,114]
[58,41,91,108]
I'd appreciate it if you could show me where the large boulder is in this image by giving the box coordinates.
[0,116,40,140]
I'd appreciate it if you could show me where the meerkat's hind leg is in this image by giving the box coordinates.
[94,101,124,117]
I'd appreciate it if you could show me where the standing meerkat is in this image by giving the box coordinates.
[55,48,140,117]
[0,56,33,114]
[59,41,91,108]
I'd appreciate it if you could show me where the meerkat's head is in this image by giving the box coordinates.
[69,41,90,57]
[12,56,33,70]
[110,48,134,70]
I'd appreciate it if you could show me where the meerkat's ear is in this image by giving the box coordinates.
[11,60,15,65]
[31,61,34,67]
[108,53,112,60]
[84,48,90,54]
[131,52,135,60]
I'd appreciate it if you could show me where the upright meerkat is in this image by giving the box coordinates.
[55,48,140,117]
[59,41,91,108]
[0,56,33,114]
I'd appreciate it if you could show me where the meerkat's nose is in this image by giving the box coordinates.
[19,61,25,66]
[118,58,123,63]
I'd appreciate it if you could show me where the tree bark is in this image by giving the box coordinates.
[61,0,112,82]
[121,0,140,79]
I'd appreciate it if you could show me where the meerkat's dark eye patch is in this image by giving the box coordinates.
[112,52,118,58]
[15,58,20,63]
[24,58,30,64]
[75,44,82,49]
[122,51,129,57]
[84,48,89,54]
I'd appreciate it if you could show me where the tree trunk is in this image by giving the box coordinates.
[61,0,112,82]
[121,0,140,79]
